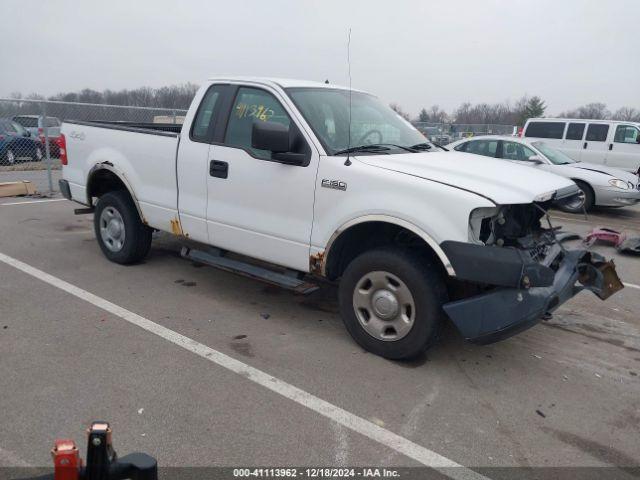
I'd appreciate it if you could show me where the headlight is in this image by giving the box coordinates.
[609,179,630,190]
[469,207,500,244]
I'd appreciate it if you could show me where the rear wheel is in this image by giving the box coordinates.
[338,247,447,360]
[94,191,152,264]
[34,146,43,162]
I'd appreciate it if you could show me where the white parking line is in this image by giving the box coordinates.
[0,251,487,480]
[0,198,66,206]
[624,282,640,290]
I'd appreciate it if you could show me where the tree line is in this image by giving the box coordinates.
[394,97,640,126]
[6,84,199,110]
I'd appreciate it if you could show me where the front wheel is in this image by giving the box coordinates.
[94,191,152,264]
[558,180,594,213]
[4,149,16,165]
[338,247,447,360]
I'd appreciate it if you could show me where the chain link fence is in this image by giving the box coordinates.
[412,122,518,145]
[0,98,187,192]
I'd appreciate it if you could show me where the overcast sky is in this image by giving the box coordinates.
[1,0,638,115]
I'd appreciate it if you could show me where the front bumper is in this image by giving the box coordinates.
[595,185,640,207]
[441,242,623,344]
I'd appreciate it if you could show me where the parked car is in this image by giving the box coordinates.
[448,135,640,213]
[12,115,62,157]
[0,119,44,165]
[522,118,640,173]
[59,77,621,360]
[419,126,451,145]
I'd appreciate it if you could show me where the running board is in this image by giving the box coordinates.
[181,247,319,295]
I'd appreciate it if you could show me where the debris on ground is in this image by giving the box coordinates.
[584,227,640,256]
[260,312,271,319]
[536,409,546,418]
[0,181,37,197]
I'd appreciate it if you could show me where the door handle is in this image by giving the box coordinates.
[583,142,588,149]
[609,143,613,151]
[209,160,228,179]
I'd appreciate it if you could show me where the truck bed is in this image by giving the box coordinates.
[62,119,181,232]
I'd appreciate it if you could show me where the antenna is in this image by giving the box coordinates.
[345,28,353,166]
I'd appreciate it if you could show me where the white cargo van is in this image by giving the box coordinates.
[522,118,640,172]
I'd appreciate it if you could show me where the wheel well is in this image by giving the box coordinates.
[87,168,129,204]
[572,178,595,201]
[324,221,445,280]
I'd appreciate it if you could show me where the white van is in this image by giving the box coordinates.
[522,118,640,172]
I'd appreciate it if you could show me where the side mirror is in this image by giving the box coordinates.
[252,121,290,152]
[24,131,31,137]
[251,121,306,166]
[527,155,543,164]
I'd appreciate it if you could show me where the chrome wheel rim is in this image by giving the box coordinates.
[352,270,416,342]
[6,150,15,164]
[99,207,126,252]
[563,190,586,212]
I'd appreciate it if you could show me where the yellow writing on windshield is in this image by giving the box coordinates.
[235,103,274,121]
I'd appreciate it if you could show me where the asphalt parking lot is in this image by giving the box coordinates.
[1,181,639,478]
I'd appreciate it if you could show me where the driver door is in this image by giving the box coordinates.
[206,85,319,271]
[607,124,640,170]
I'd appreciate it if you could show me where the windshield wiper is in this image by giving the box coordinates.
[409,143,433,151]
[334,144,391,155]
[371,143,420,152]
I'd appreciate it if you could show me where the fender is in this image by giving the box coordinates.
[320,214,456,277]
[86,162,146,224]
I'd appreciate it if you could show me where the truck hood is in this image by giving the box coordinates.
[356,151,576,205]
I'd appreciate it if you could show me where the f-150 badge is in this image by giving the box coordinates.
[322,179,347,191]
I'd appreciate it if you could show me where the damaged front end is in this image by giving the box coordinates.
[440,199,624,344]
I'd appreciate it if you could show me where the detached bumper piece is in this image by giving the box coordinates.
[440,241,624,344]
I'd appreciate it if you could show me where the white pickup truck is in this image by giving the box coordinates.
[59,77,623,359]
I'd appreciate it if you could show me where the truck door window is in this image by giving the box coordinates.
[190,85,224,142]
[565,123,585,140]
[585,124,609,142]
[501,141,536,161]
[225,87,291,160]
[614,125,639,144]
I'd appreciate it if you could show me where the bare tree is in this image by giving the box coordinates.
[389,103,411,121]
[612,107,640,122]
[559,103,611,120]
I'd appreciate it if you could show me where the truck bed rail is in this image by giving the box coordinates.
[63,119,180,136]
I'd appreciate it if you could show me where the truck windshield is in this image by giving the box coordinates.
[287,88,430,155]
[532,141,578,165]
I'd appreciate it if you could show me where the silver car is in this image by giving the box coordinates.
[448,135,640,213]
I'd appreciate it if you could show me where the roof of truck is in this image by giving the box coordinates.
[207,76,361,92]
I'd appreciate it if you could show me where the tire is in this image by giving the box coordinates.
[558,180,594,213]
[34,146,43,162]
[93,190,152,264]
[338,247,447,360]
